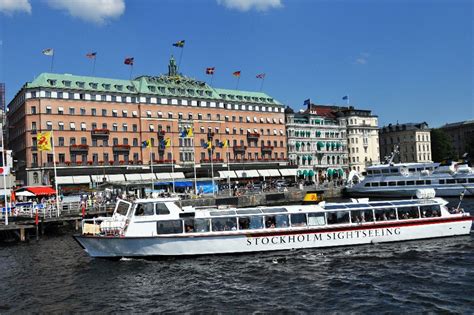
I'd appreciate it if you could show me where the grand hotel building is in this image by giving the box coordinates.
[7,58,287,186]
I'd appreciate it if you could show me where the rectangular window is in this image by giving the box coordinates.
[102,109,107,116]
[290,213,307,227]
[80,108,86,115]
[31,106,37,114]
[397,207,419,220]
[69,107,75,115]
[238,216,264,230]
[91,108,97,116]
[350,210,374,223]
[307,213,326,226]
[327,211,350,225]
[157,220,183,234]
[211,217,237,231]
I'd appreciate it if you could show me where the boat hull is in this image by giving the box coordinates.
[345,186,474,198]
[74,216,472,258]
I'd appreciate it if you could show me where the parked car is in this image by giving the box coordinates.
[274,179,288,187]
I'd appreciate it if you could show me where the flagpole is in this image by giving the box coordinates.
[236,76,240,89]
[150,148,154,195]
[178,46,185,71]
[51,130,60,217]
[192,131,198,195]
[129,64,133,80]
[1,124,8,225]
[259,77,265,92]
[227,146,231,197]
[210,73,214,87]
[170,138,176,194]
[92,56,96,76]
[210,147,215,197]
[51,53,55,72]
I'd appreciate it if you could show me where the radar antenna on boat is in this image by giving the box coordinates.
[384,145,399,165]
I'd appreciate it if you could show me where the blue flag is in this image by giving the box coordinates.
[342,96,349,100]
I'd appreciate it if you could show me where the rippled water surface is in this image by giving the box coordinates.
[1,198,473,313]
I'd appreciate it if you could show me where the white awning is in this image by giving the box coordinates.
[247,129,251,133]
[56,176,74,184]
[219,170,237,179]
[108,174,126,182]
[254,129,258,132]
[125,174,142,181]
[280,129,284,135]
[279,169,298,176]
[146,110,152,116]
[74,175,91,184]
[156,173,172,180]
[279,119,284,124]
[235,170,259,178]
[273,129,278,135]
[157,111,163,117]
[132,111,138,116]
[112,109,118,113]
[91,175,106,183]
[257,170,271,177]
[225,128,230,132]
[141,173,156,180]
[267,169,281,177]
[170,172,185,179]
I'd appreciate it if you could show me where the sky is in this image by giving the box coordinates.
[0,0,472,128]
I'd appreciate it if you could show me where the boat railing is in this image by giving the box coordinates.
[81,216,128,236]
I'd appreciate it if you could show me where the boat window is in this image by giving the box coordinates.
[210,210,237,216]
[373,170,381,174]
[157,220,183,234]
[135,203,154,216]
[290,213,307,227]
[371,182,379,187]
[236,209,261,215]
[380,182,387,187]
[382,169,389,174]
[397,206,420,219]
[389,182,396,186]
[115,200,130,216]
[212,217,237,231]
[325,205,347,210]
[416,168,423,172]
[351,210,374,223]
[370,202,392,207]
[469,178,474,183]
[409,168,416,172]
[425,180,431,185]
[308,213,326,226]
[446,179,455,184]
[456,178,467,184]
[364,183,371,187]
[184,218,195,233]
[261,208,287,214]
[345,203,370,209]
[239,216,264,230]
[416,180,424,185]
[264,214,289,228]
[367,170,373,175]
[397,181,406,186]
[390,168,398,173]
[406,181,415,186]
[327,211,350,225]
[194,219,211,232]
[155,203,170,215]
[420,205,441,218]
[439,179,445,184]
[374,208,397,221]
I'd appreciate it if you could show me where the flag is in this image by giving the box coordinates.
[124,57,134,65]
[206,140,212,149]
[233,71,241,77]
[206,67,215,75]
[256,73,266,79]
[42,48,54,56]
[37,131,52,151]
[304,99,311,106]
[173,40,185,48]
[180,129,187,138]
[164,138,171,147]
[86,52,97,59]
[186,127,193,137]
[142,140,151,148]
[222,139,229,148]
[342,95,349,100]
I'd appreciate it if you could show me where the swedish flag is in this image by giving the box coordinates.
[173,40,185,48]
[142,140,151,148]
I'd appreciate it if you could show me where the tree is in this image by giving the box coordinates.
[431,129,456,162]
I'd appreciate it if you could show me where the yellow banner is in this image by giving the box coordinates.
[37,131,52,151]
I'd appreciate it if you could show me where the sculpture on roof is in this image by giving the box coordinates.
[168,55,178,77]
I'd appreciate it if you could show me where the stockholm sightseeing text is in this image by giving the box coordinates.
[246,228,401,246]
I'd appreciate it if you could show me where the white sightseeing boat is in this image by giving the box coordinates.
[74,190,472,258]
[345,160,474,198]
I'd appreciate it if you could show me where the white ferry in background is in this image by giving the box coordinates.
[74,190,472,258]
[345,160,474,198]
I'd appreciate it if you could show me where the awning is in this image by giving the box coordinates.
[219,170,237,179]
[280,169,298,176]
[267,169,281,177]
[74,176,91,184]
[156,173,172,180]
[56,176,74,184]
[16,190,35,197]
[25,186,56,196]
[141,173,156,180]
[257,169,271,177]
[235,170,259,178]
[125,174,142,181]
[170,172,185,179]
[108,174,126,182]
[308,170,315,176]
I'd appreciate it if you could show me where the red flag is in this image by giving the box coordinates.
[124,57,134,65]
[206,67,215,75]
[86,52,97,59]
[256,73,266,79]
[233,71,241,77]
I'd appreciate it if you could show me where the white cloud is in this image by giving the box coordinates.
[47,0,125,24]
[217,0,282,12]
[0,0,32,15]
[355,52,370,65]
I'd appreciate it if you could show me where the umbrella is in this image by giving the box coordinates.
[16,191,35,197]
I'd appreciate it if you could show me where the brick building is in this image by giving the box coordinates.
[7,57,287,186]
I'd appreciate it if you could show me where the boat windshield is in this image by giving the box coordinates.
[115,200,131,216]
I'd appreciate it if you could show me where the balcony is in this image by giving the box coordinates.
[112,144,131,152]
[261,145,274,153]
[233,145,247,153]
[200,158,224,164]
[247,132,260,140]
[69,144,89,152]
[91,129,110,137]
[153,159,176,164]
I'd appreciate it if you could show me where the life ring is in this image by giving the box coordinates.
[400,167,409,177]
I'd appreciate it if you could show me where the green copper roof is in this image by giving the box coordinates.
[25,72,282,106]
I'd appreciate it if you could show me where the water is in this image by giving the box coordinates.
[1,198,473,313]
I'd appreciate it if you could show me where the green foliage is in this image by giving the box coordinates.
[431,129,456,161]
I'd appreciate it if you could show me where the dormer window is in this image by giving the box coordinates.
[47,79,57,86]
[148,86,156,92]
[102,84,111,90]
[62,80,71,87]
[89,82,98,89]
[187,89,195,95]
[168,88,175,94]
[76,81,85,88]
[158,87,166,93]
[126,85,135,91]
[114,85,123,91]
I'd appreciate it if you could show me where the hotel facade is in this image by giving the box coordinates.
[7,58,288,187]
